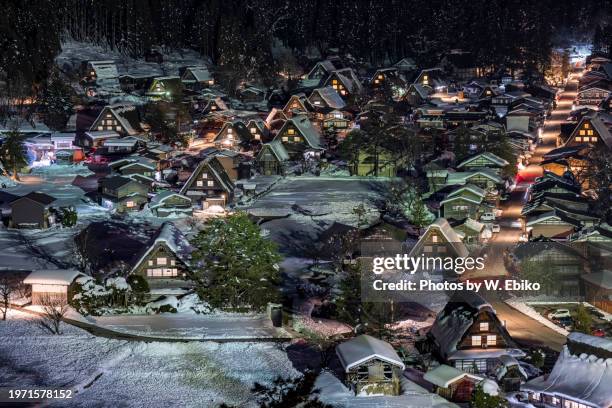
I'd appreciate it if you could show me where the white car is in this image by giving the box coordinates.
[491,224,501,233]
[549,309,571,319]
[480,212,496,222]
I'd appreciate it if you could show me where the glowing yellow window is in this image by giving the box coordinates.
[378,74,384,80]
[282,136,288,142]
[576,137,582,142]
[579,130,586,135]
[294,137,302,142]
[584,123,589,129]
[423,75,428,80]
[590,136,598,142]
[587,130,593,135]
[287,128,295,135]
[332,79,338,85]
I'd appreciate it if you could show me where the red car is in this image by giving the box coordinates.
[592,328,606,337]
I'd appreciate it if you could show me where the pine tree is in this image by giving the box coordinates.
[573,304,593,334]
[0,130,28,180]
[189,212,282,311]
[471,384,507,408]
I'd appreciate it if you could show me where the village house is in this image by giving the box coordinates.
[353,148,402,177]
[439,184,487,221]
[149,191,193,218]
[408,218,470,268]
[102,136,145,154]
[273,115,323,160]
[512,237,588,297]
[282,93,311,117]
[130,222,194,296]
[9,192,57,229]
[404,83,431,106]
[424,291,524,374]
[146,76,183,100]
[451,217,489,245]
[336,335,405,396]
[179,156,234,209]
[322,110,351,132]
[80,130,121,149]
[414,68,448,92]
[369,67,406,98]
[213,121,253,150]
[456,152,509,175]
[526,210,582,240]
[237,86,265,103]
[181,66,214,89]
[24,132,79,164]
[561,111,612,152]
[81,60,120,90]
[109,156,158,179]
[24,269,84,305]
[255,139,290,176]
[245,119,268,143]
[324,68,363,99]
[394,57,417,73]
[98,176,150,213]
[305,59,337,81]
[576,80,612,107]
[202,96,228,114]
[495,355,528,392]
[307,86,346,114]
[89,104,143,137]
[423,364,484,403]
[523,333,612,408]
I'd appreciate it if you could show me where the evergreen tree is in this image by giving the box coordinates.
[189,212,282,311]
[573,304,593,334]
[0,130,28,180]
[471,384,507,408]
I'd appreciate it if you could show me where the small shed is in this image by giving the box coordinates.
[424,364,483,402]
[336,334,405,396]
[9,192,57,229]
[24,269,83,305]
[495,354,528,392]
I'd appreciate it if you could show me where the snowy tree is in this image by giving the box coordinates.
[471,383,507,408]
[37,294,69,335]
[249,370,332,408]
[0,129,28,180]
[189,212,282,312]
[0,275,21,321]
[39,69,75,131]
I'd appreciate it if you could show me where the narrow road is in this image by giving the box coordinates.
[482,73,581,351]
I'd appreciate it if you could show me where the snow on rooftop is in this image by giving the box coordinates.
[24,269,83,285]
[424,365,482,388]
[336,334,405,372]
[568,332,612,354]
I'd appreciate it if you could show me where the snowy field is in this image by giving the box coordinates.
[0,310,298,407]
[91,313,288,340]
[246,176,391,255]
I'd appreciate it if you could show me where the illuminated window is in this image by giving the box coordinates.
[487,335,496,346]
[374,79,380,84]
[148,260,153,266]
[294,136,302,142]
[157,257,167,266]
[480,322,489,331]
[116,126,121,131]
[432,235,438,243]
[207,180,214,187]
[575,137,582,142]
[587,130,593,135]
[579,130,586,135]
[332,79,338,85]
[471,336,482,346]
[424,245,433,253]
[378,74,384,80]
[288,128,295,135]
[590,136,598,142]
[197,180,203,187]
[250,127,256,134]
[126,201,135,208]
[254,134,260,140]
[584,123,589,129]
[282,136,288,142]
[227,128,232,134]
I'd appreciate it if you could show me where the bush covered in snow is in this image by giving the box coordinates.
[70,275,147,316]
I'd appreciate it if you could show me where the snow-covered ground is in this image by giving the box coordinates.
[0,309,298,407]
[315,370,458,407]
[90,313,288,340]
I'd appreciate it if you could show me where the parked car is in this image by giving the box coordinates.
[592,328,606,337]
[554,316,573,330]
[587,307,605,319]
[491,224,501,233]
[480,212,496,222]
[548,309,571,319]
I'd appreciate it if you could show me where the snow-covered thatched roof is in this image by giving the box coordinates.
[522,343,612,408]
[336,335,405,372]
[309,86,346,110]
[24,269,84,286]
[424,364,482,388]
[131,222,193,272]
